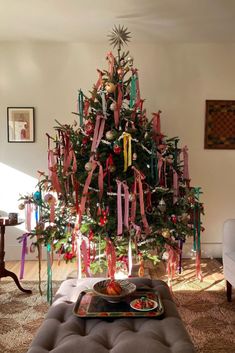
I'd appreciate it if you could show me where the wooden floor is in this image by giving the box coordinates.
[4,260,78,281]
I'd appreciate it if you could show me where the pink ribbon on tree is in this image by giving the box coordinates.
[19,233,29,279]
[116,180,130,235]
[106,238,116,279]
[132,167,150,234]
[80,160,103,219]
[114,83,123,128]
[48,150,62,193]
[106,52,115,77]
[165,244,179,289]
[152,111,162,144]
[95,69,103,90]
[84,99,90,117]
[25,202,34,231]
[182,145,190,180]
[81,238,91,277]
[91,114,106,152]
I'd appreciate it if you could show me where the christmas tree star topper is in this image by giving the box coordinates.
[108,25,131,50]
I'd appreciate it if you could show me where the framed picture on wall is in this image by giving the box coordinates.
[205,100,235,149]
[7,107,35,143]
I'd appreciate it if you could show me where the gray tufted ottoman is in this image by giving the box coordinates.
[27,278,195,353]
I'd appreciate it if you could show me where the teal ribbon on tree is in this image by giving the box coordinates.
[195,187,202,252]
[78,89,84,127]
[151,143,158,184]
[47,243,53,304]
[129,75,137,108]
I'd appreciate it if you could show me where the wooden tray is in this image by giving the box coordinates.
[73,288,164,318]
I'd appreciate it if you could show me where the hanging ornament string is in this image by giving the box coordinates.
[78,89,84,127]
[123,132,132,171]
[128,234,133,277]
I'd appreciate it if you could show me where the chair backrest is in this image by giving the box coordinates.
[223,219,235,256]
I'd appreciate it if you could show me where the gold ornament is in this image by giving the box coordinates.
[106,130,116,141]
[18,203,25,210]
[85,162,93,172]
[162,228,171,238]
[105,82,116,94]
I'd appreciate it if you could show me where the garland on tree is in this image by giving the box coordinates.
[18,26,204,299]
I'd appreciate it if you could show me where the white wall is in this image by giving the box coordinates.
[1,41,234,260]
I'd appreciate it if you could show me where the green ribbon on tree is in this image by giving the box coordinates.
[78,89,84,127]
[47,243,53,305]
[129,75,137,108]
[194,187,202,252]
[151,143,158,184]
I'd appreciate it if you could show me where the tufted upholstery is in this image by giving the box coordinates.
[223,219,235,301]
[27,278,195,353]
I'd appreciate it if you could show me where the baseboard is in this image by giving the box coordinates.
[5,242,223,261]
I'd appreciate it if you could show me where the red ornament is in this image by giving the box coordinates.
[171,214,177,224]
[85,121,94,136]
[82,136,89,145]
[113,143,121,154]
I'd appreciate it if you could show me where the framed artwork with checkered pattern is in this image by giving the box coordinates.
[204,100,235,149]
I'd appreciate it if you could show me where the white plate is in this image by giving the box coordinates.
[130,298,158,311]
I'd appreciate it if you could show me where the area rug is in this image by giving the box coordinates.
[0,281,61,353]
[0,259,235,353]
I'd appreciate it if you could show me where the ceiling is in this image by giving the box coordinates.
[1,0,235,43]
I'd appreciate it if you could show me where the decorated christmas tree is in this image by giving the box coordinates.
[19,26,203,291]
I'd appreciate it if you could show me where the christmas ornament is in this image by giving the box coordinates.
[105,82,116,94]
[158,198,166,212]
[162,228,171,238]
[110,101,116,111]
[33,191,41,202]
[132,152,137,160]
[85,121,94,135]
[117,67,123,76]
[171,214,177,224]
[108,25,131,49]
[105,130,116,141]
[82,136,89,145]
[18,203,25,210]
[113,142,122,154]
[127,56,134,66]
[44,193,55,205]
[85,162,93,172]
[109,164,116,173]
